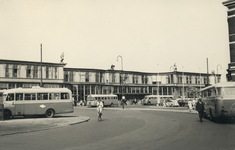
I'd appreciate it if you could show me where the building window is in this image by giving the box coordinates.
[64,71,68,82]
[132,87,135,93]
[12,65,18,78]
[100,73,103,83]
[26,66,31,78]
[189,76,191,84]
[166,75,170,83]
[5,64,9,77]
[178,75,182,83]
[85,72,89,82]
[96,73,99,83]
[163,87,167,95]
[114,87,117,93]
[145,76,148,84]
[91,85,95,94]
[128,87,131,93]
[168,87,172,95]
[112,73,115,83]
[46,67,49,79]
[33,66,38,78]
[55,67,58,79]
[204,77,207,85]
[69,71,74,82]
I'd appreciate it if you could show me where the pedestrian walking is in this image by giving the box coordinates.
[188,100,192,112]
[74,97,77,107]
[121,96,126,109]
[196,98,205,122]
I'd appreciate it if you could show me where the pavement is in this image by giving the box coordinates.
[0,106,197,136]
[0,114,90,136]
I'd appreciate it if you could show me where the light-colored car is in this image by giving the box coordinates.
[166,99,180,107]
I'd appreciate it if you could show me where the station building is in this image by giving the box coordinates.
[0,59,221,102]
[223,0,235,81]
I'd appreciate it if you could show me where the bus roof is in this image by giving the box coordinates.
[144,95,174,97]
[201,82,235,91]
[88,94,117,97]
[2,87,71,94]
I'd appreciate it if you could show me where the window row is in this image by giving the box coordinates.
[5,64,58,79]
[6,92,70,101]
[94,97,118,100]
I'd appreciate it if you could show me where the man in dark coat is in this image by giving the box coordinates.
[121,96,127,109]
[196,98,205,122]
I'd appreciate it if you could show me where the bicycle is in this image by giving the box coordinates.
[98,111,102,122]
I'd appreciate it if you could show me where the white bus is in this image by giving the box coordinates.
[201,82,235,122]
[2,87,74,119]
[87,94,118,107]
[142,95,174,106]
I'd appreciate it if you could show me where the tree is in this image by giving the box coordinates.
[187,86,200,98]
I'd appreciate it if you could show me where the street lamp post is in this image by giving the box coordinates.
[182,66,184,100]
[217,64,222,83]
[199,68,201,96]
[157,64,159,96]
[117,55,123,97]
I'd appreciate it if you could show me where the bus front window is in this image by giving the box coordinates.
[6,93,14,101]
[224,87,235,96]
[216,88,222,96]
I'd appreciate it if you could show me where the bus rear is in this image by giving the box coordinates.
[219,86,235,119]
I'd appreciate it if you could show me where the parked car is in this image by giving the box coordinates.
[177,98,188,107]
[166,99,179,107]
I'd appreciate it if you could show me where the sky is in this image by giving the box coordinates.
[0,0,230,82]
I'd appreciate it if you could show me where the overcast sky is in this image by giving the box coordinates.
[0,0,230,81]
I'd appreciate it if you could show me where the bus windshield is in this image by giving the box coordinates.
[224,87,235,95]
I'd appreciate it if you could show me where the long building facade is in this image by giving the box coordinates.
[0,59,221,102]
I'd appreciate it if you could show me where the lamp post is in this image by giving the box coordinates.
[40,44,43,87]
[182,66,184,100]
[199,68,201,96]
[117,55,123,97]
[211,70,216,84]
[157,64,159,96]
[217,64,222,83]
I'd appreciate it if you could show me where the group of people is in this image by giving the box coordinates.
[72,96,86,107]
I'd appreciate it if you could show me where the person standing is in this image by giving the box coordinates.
[196,98,205,122]
[188,100,192,112]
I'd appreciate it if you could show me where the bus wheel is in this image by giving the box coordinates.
[110,103,114,107]
[45,109,55,118]
[4,110,11,120]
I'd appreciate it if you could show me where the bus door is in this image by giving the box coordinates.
[60,93,73,113]
[4,93,15,115]
[14,93,25,116]
[24,93,37,115]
